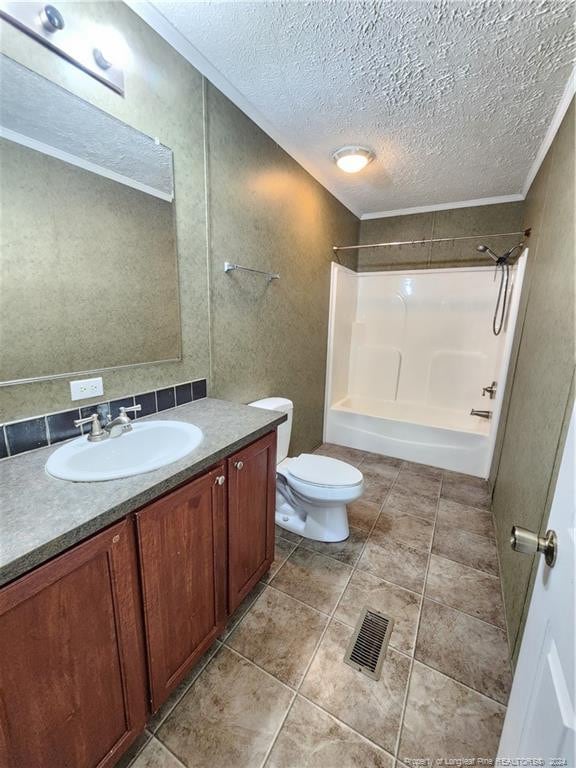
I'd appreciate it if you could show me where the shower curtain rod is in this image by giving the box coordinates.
[333,228,531,252]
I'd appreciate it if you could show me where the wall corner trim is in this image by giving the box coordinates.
[360,195,525,220]
[522,67,576,198]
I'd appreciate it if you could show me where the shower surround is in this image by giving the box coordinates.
[324,257,527,477]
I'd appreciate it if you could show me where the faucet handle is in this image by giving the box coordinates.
[74,413,97,428]
[74,413,106,441]
[482,381,497,399]
[119,404,142,417]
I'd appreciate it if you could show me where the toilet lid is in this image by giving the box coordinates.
[287,454,363,488]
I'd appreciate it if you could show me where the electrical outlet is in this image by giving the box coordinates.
[70,377,104,401]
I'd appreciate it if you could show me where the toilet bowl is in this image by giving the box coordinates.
[249,397,364,542]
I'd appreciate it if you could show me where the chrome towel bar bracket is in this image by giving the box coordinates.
[224,262,280,282]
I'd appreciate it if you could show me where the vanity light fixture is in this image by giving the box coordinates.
[0,4,125,94]
[332,145,375,173]
[93,26,131,70]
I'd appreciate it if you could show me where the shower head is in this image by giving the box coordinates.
[476,244,499,262]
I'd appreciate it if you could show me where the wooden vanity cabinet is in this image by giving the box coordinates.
[136,431,277,709]
[227,431,276,613]
[0,519,147,768]
[135,464,227,711]
[0,429,277,765]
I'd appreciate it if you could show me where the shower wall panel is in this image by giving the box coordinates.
[350,268,506,414]
[325,265,358,406]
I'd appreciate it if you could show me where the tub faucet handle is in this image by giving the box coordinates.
[482,381,497,399]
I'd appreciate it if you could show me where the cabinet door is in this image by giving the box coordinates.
[0,520,147,768]
[228,431,276,613]
[136,465,227,710]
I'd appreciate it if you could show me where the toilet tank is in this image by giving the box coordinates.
[248,397,293,464]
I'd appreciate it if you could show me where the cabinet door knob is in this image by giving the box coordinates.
[215,475,225,486]
[234,461,244,470]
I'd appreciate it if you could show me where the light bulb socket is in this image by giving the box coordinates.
[39,4,65,32]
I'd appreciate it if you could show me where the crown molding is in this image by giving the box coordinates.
[522,67,576,198]
[124,2,573,220]
[361,195,524,220]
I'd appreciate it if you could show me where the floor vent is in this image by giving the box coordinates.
[343,607,393,681]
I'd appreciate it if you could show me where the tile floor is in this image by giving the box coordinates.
[121,444,512,768]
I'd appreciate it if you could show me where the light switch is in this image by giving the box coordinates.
[70,377,104,401]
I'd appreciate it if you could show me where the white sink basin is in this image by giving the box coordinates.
[46,420,203,482]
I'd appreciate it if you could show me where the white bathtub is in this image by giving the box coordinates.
[326,396,490,476]
[324,257,527,478]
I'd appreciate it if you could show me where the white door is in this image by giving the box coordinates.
[498,404,575,763]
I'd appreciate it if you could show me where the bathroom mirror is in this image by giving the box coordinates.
[0,55,181,385]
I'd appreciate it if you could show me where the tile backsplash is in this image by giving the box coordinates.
[0,379,207,459]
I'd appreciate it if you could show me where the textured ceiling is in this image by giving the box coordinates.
[148,1,575,216]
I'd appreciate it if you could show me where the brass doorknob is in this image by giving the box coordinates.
[510,525,557,567]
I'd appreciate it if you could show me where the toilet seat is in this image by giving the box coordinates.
[276,454,364,541]
[277,454,364,506]
[283,454,363,489]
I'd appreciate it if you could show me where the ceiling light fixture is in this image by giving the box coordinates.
[332,145,374,173]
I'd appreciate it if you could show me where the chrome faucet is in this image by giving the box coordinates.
[74,404,142,442]
[105,405,142,437]
[470,409,492,420]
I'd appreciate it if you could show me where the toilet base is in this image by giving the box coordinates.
[275,498,349,543]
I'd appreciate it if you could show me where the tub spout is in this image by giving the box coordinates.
[471,409,492,420]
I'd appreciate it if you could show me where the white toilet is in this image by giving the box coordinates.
[249,397,364,542]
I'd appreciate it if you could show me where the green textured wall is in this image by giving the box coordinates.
[358,202,525,271]
[206,85,358,454]
[490,99,575,664]
[0,2,358,454]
